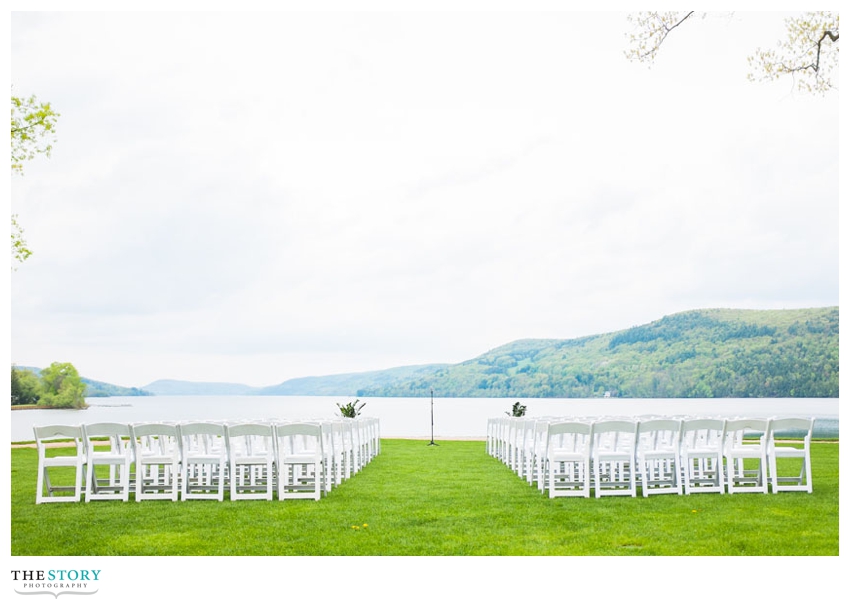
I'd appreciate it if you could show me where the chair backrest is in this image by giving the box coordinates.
[131,423,179,437]
[636,418,682,452]
[592,419,638,453]
[724,418,769,447]
[725,418,768,432]
[225,422,274,458]
[83,422,132,439]
[767,417,814,442]
[547,421,593,454]
[34,424,83,443]
[82,422,133,454]
[275,422,323,456]
[680,418,726,450]
[131,423,181,456]
[178,422,227,454]
[33,425,85,458]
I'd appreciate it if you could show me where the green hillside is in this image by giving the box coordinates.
[257,364,449,396]
[366,307,839,398]
[82,378,153,398]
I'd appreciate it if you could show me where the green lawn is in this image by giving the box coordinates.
[11,439,838,556]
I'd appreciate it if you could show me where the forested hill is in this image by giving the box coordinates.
[365,307,839,398]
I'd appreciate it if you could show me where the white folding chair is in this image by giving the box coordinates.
[525,419,549,488]
[178,422,228,501]
[516,418,537,481]
[592,419,638,498]
[371,417,381,457]
[635,418,683,496]
[348,420,364,475]
[680,418,726,495]
[34,425,86,504]
[487,418,499,457]
[724,418,769,494]
[506,418,523,472]
[226,423,275,501]
[275,422,324,500]
[329,422,350,485]
[319,421,337,493]
[131,423,181,501]
[365,417,381,461]
[497,418,511,464]
[340,421,359,479]
[348,418,366,473]
[83,422,133,502]
[767,417,814,493]
[547,421,593,498]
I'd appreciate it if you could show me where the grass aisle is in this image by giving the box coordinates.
[11,439,839,556]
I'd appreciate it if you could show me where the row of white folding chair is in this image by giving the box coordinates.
[488,415,814,498]
[33,422,173,504]
[164,417,378,501]
[608,416,809,496]
[158,418,380,500]
[160,420,325,502]
[489,415,635,495]
[545,418,639,498]
[35,419,380,503]
[227,417,379,499]
[488,417,548,477]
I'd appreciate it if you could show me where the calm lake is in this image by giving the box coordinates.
[11,395,839,442]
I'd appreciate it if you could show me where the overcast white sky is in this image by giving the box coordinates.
[9,8,840,388]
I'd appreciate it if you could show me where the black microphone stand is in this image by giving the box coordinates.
[428,388,438,446]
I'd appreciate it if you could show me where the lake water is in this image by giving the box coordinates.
[10,395,839,442]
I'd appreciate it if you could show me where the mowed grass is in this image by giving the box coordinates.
[11,439,838,556]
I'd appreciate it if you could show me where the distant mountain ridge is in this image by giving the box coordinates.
[80,307,837,399]
[139,364,449,396]
[141,379,257,396]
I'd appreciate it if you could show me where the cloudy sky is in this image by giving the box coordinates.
[10,9,839,389]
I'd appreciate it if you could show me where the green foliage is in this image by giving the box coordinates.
[11,90,60,268]
[506,401,527,417]
[366,308,839,398]
[336,398,366,418]
[13,365,153,399]
[11,92,59,174]
[11,367,40,405]
[11,214,32,267]
[10,440,839,555]
[37,362,87,409]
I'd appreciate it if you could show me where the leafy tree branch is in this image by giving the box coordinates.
[11,90,60,268]
[625,11,839,95]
